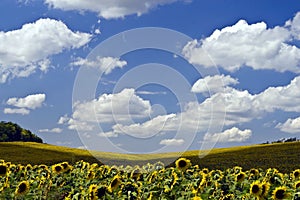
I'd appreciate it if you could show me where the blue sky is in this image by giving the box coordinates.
[1,0,300,154]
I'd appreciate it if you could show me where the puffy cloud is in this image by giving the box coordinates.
[183,15,300,73]
[3,108,30,115]
[276,117,300,134]
[0,18,92,83]
[286,12,300,40]
[254,76,300,112]
[204,127,252,142]
[62,88,152,130]
[39,128,63,133]
[6,94,46,109]
[191,74,239,94]
[160,138,184,146]
[44,0,185,19]
[103,76,300,138]
[71,56,127,74]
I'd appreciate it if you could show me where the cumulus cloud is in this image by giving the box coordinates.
[276,117,300,134]
[183,14,300,73]
[71,56,127,74]
[39,128,63,133]
[0,18,92,83]
[3,108,30,115]
[61,88,152,131]
[6,94,46,109]
[191,74,239,94]
[204,127,252,142]
[44,0,186,19]
[159,138,184,146]
[286,12,300,40]
[102,76,300,138]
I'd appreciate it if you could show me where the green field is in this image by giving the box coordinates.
[0,141,300,173]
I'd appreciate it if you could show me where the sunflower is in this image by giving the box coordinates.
[15,180,30,196]
[201,168,209,174]
[293,169,300,179]
[250,181,262,197]
[0,164,7,176]
[175,158,191,171]
[108,175,121,193]
[295,181,300,189]
[272,186,289,200]
[89,184,98,200]
[235,172,246,183]
[260,181,270,198]
[87,170,95,180]
[52,164,63,174]
[97,185,107,198]
[61,162,71,172]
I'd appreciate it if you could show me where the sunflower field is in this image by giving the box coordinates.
[0,158,300,200]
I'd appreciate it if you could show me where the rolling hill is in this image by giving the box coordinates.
[0,141,299,173]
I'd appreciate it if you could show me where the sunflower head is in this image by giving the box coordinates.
[250,181,262,197]
[293,169,300,179]
[235,172,246,183]
[175,158,191,171]
[260,181,270,197]
[295,181,300,189]
[15,181,30,196]
[52,164,63,174]
[0,164,7,176]
[108,175,121,193]
[89,184,98,200]
[272,186,289,200]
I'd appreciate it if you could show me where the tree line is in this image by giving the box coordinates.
[0,121,43,143]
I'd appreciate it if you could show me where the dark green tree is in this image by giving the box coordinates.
[0,121,43,143]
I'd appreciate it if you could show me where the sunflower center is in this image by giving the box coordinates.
[18,183,27,193]
[97,187,106,198]
[0,165,7,175]
[251,185,259,193]
[275,189,285,199]
[178,160,187,168]
[55,165,62,172]
[111,178,119,188]
[295,171,300,177]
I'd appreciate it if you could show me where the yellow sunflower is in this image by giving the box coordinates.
[293,169,300,179]
[52,164,63,174]
[295,181,300,189]
[89,184,98,200]
[108,175,121,193]
[250,181,262,197]
[272,186,289,200]
[175,158,191,171]
[260,181,270,198]
[15,181,30,196]
[235,172,246,183]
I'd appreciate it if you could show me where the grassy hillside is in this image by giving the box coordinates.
[0,141,300,173]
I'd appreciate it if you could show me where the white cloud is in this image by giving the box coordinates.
[39,128,63,133]
[204,127,252,142]
[183,15,300,73]
[191,74,239,94]
[0,18,92,83]
[276,117,300,134]
[6,94,46,109]
[136,91,167,95]
[44,0,186,19]
[160,138,184,146]
[3,108,30,115]
[286,12,300,40]
[71,56,127,74]
[62,88,152,130]
[104,76,300,138]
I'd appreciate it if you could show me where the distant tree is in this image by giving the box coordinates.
[0,121,43,143]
